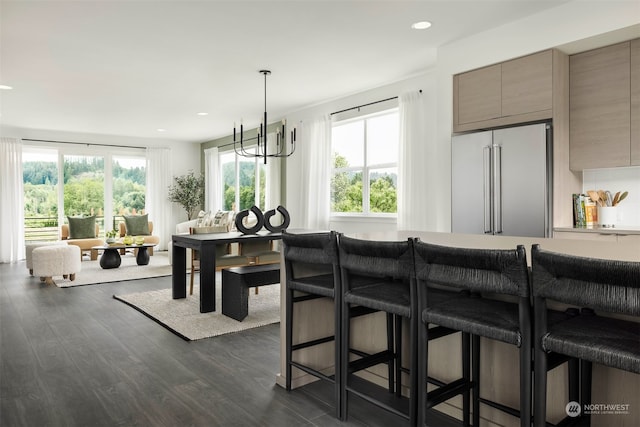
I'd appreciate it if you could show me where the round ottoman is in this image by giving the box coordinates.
[26,241,68,275]
[32,245,81,286]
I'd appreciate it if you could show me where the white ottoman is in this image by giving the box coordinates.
[32,245,81,286]
[26,241,68,275]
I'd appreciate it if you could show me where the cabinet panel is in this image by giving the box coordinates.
[570,42,631,170]
[502,50,553,117]
[631,39,640,165]
[456,64,501,125]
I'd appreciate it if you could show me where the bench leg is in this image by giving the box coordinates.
[222,272,250,321]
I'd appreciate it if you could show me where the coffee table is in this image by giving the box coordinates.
[92,243,156,269]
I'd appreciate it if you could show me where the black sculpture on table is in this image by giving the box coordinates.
[235,205,290,234]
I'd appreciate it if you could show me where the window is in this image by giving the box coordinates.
[331,109,399,215]
[22,145,146,241]
[220,148,266,212]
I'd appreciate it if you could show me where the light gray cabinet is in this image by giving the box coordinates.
[631,38,640,165]
[569,39,639,170]
[453,50,554,132]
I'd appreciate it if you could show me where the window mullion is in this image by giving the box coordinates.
[363,118,369,214]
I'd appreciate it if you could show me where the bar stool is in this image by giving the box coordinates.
[282,230,343,419]
[413,241,532,427]
[531,245,640,427]
[339,236,418,423]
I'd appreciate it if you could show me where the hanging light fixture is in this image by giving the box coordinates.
[233,70,296,164]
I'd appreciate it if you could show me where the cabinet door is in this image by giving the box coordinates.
[456,64,501,125]
[570,42,631,170]
[502,50,553,117]
[631,39,640,165]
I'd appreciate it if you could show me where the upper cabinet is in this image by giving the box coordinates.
[569,39,639,170]
[453,50,554,132]
[631,39,640,166]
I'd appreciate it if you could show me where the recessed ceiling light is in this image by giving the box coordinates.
[0,85,13,90]
[197,112,209,116]
[411,21,432,30]
[156,128,166,132]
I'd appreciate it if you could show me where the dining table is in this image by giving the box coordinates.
[171,230,282,313]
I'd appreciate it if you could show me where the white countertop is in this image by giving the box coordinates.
[348,230,640,263]
[554,226,640,235]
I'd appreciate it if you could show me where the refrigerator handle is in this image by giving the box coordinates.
[483,145,492,234]
[494,144,503,234]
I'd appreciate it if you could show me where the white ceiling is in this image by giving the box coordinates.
[1,0,572,143]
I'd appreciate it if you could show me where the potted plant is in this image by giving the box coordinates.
[167,170,205,220]
[105,229,118,244]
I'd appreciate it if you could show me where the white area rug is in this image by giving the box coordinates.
[53,252,171,287]
[113,278,281,341]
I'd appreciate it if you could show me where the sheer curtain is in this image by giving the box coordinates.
[300,116,331,229]
[397,91,431,231]
[265,132,281,209]
[146,147,171,250]
[204,147,220,212]
[0,138,25,262]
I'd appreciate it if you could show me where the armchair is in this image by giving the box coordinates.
[118,215,160,255]
[60,223,103,260]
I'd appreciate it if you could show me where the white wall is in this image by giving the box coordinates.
[0,124,202,226]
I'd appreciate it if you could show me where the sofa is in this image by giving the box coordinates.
[60,223,103,260]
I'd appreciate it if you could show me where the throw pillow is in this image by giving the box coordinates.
[212,210,229,229]
[196,210,211,227]
[67,216,96,239]
[124,214,150,236]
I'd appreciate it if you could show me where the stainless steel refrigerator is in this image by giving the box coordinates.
[451,122,552,237]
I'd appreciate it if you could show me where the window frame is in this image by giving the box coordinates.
[330,108,399,218]
[219,146,267,213]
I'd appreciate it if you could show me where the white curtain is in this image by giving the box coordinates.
[146,147,171,250]
[204,146,220,212]
[265,131,281,209]
[0,138,25,262]
[397,91,431,231]
[300,116,331,230]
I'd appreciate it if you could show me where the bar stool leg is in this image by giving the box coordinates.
[581,360,593,426]
[462,332,471,427]
[395,314,402,397]
[285,287,294,391]
[472,334,480,427]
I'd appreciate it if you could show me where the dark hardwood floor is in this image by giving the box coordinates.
[1,258,428,427]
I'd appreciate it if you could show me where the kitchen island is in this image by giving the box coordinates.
[276,231,640,427]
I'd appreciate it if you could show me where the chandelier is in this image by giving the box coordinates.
[233,70,296,164]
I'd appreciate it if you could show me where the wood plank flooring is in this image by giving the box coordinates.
[1,258,427,427]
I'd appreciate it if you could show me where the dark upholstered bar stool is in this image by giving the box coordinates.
[531,245,640,427]
[339,236,418,424]
[282,230,343,419]
[413,241,532,427]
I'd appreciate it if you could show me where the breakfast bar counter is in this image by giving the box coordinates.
[277,231,640,427]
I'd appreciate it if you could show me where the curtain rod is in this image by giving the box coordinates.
[22,138,146,150]
[330,89,422,116]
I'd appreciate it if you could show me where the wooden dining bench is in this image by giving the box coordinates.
[221,263,281,321]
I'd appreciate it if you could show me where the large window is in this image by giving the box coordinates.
[221,148,266,212]
[22,145,146,240]
[331,109,399,215]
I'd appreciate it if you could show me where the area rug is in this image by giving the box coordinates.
[53,252,171,287]
[113,278,281,340]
